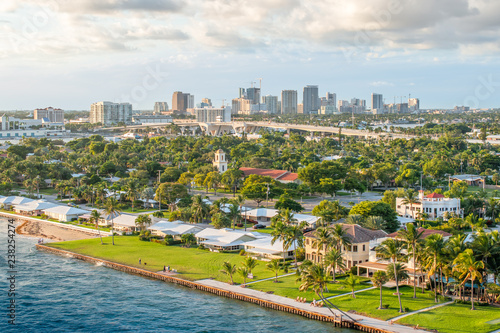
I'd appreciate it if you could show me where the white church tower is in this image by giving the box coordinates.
[213,149,228,173]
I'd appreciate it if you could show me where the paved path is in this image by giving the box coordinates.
[245,273,295,285]
[196,279,431,333]
[324,286,376,299]
[387,300,454,322]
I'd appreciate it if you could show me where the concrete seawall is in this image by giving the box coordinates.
[36,244,416,333]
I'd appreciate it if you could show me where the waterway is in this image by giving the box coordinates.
[0,219,354,332]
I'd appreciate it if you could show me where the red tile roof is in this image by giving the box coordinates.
[239,167,298,182]
[388,227,451,239]
[426,193,444,198]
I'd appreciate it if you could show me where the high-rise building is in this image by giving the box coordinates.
[246,87,261,105]
[297,103,304,114]
[34,107,64,123]
[90,102,132,124]
[408,98,420,111]
[195,107,231,122]
[281,90,297,115]
[239,88,246,98]
[172,91,193,113]
[201,98,212,107]
[371,93,383,111]
[325,92,336,107]
[303,85,319,114]
[262,95,278,114]
[232,98,252,114]
[154,102,169,114]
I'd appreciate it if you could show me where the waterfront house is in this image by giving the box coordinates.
[244,236,297,260]
[42,205,89,222]
[0,196,35,210]
[396,190,461,220]
[304,224,387,270]
[148,220,203,239]
[13,200,58,216]
[194,228,266,252]
[244,208,319,227]
[110,213,141,233]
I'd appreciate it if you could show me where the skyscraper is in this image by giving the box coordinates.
[281,90,297,115]
[172,91,193,113]
[303,85,319,114]
[326,92,336,107]
[262,95,278,114]
[34,107,64,122]
[90,101,132,124]
[371,93,383,110]
[246,87,261,105]
[408,98,420,111]
[154,102,169,113]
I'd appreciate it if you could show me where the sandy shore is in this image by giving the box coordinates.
[17,220,97,242]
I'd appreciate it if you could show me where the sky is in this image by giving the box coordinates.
[1,0,500,110]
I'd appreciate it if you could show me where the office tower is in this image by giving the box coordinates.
[90,101,132,124]
[371,93,383,110]
[239,88,246,98]
[326,92,336,107]
[246,87,261,105]
[154,102,169,113]
[187,95,194,109]
[34,107,64,122]
[172,91,193,112]
[195,107,231,122]
[262,95,278,114]
[303,85,319,114]
[408,98,420,111]
[281,90,297,114]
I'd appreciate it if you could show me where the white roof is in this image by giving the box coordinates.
[109,213,137,227]
[14,200,58,212]
[244,236,297,254]
[220,204,251,214]
[148,220,203,235]
[195,228,265,246]
[42,205,89,216]
[450,174,483,181]
[245,208,279,218]
[293,214,320,226]
[0,196,35,205]
[397,216,415,224]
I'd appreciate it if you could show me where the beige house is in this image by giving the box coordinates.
[304,224,386,270]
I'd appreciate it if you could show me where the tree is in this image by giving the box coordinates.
[311,200,348,225]
[330,224,351,252]
[401,189,420,219]
[319,178,343,197]
[323,248,345,282]
[398,224,424,298]
[135,214,152,232]
[141,187,155,209]
[372,271,389,309]
[212,212,231,229]
[180,233,196,245]
[425,233,446,302]
[204,171,221,194]
[126,180,139,212]
[285,222,307,268]
[191,195,209,224]
[90,209,103,245]
[266,259,282,283]
[226,203,240,230]
[274,194,304,212]
[242,257,258,275]
[271,221,290,263]
[453,249,484,310]
[237,267,250,286]
[104,197,120,246]
[350,201,399,232]
[220,261,236,284]
[376,238,406,313]
[241,182,282,206]
[221,168,244,196]
[342,274,360,298]
[345,214,364,225]
[363,216,387,230]
[156,182,188,211]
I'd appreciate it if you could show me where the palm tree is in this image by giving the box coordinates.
[233,194,246,229]
[105,197,120,246]
[401,189,420,219]
[453,249,484,310]
[376,238,406,313]
[220,261,236,284]
[312,227,332,258]
[271,221,289,263]
[227,203,240,230]
[330,224,351,252]
[323,248,345,282]
[191,195,208,224]
[141,187,155,209]
[342,274,360,298]
[135,214,152,232]
[425,233,446,302]
[285,222,307,268]
[90,209,103,245]
[266,259,282,283]
[242,257,258,276]
[345,214,364,225]
[372,271,389,309]
[398,224,424,298]
[237,267,250,286]
[363,216,387,230]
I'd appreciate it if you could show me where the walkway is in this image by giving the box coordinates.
[245,273,295,285]
[324,286,376,300]
[196,279,431,333]
[387,300,454,322]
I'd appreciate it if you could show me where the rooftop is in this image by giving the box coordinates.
[387,227,452,239]
[305,223,387,244]
[239,167,298,182]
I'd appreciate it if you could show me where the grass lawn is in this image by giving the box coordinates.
[466,186,498,197]
[334,286,449,320]
[48,236,275,283]
[38,188,59,195]
[119,207,156,213]
[397,303,500,333]
[248,274,371,302]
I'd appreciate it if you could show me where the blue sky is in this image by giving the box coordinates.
[1,0,499,110]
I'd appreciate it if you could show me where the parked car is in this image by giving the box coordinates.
[253,224,266,229]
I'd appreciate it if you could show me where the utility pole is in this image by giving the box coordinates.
[158,170,162,211]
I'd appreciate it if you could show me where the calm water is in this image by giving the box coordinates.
[0,220,353,332]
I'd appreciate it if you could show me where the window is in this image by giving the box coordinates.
[222,165,224,171]
[353,245,358,252]
[362,244,366,252]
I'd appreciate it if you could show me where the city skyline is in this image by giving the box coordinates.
[1,0,499,110]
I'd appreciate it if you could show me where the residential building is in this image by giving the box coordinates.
[34,107,64,123]
[244,237,296,260]
[42,206,89,222]
[232,98,252,114]
[303,85,319,114]
[449,174,484,187]
[0,196,35,210]
[244,208,319,227]
[297,103,304,114]
[371,93,383,111]
[195,228,265,252]
[132,115,172,124]
[195,107,231,122]
[262,95,278,114]
[396,191,461,219]
[304,224,387,269]
[90,101,132,125]
[319,105,336,115]
[281,90,297,114]
[239,167,301,184]
[108,213,141,233]
[408,98,420,111]
[213,149,228,173]
[13,200,57,216]
[201,98,212,107]
[148,220,203,239]
[246,87,261,105]
[154,102,169,114]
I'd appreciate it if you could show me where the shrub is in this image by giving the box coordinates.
[239,249,246,256]
[198,244,206,250]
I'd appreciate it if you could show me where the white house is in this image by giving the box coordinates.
[148,220,203,238]
[244,208,319,227]
[13,200,58,216]
[42,206,89,222]
[396,191,461,220]
[195,228,266,252]
[0,196,35,210]
[110,213,141,233]
[244,236,297,260]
